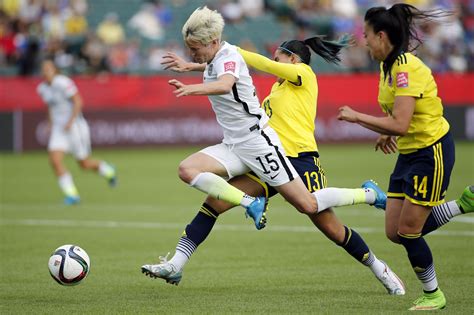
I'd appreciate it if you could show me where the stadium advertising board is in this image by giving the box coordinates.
[1,74,472,151]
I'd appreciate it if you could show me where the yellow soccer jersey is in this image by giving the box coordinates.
[378,53,450,154]
[239,48,318,157]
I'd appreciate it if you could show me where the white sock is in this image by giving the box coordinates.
[169,251,188,271]
[58,172,79,197]
[432,201,462,224]
[240,194,256,207]
[313,188,368,212]
[369,257,387,278]
[98,161,114,178]
[364,188,376,205]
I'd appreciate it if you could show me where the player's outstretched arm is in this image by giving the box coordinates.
[169,74,236,97]
[338,96,415,136]
[161,52,206,72]
[238,47,300,83]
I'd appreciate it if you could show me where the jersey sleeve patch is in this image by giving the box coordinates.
[224,61,236,73]
[396,72,409,88]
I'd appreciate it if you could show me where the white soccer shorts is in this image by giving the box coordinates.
[48,118,91,160]
[200,126,299,187]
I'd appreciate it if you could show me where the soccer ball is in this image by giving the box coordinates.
[48,244,90,286]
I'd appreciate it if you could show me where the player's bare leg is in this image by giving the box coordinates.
[77,157,117,187]
[309,210,404,295]
[49,150,80,205]
[142,175,263,284]
[143,176,402,294]
[179,152,266,229]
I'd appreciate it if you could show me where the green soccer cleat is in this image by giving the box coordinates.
[141,253,182,285]
[456,185,474,213]
[409,289,446,311]
[244,196,267,230]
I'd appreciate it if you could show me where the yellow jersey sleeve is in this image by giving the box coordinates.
[378,53,450,153]
[392,55,425,98]
[238,48,301,84]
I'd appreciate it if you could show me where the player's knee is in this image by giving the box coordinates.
[301,196,318,214]
[385,230,401,244]
[296,202,316,215]
[178,161,196,184]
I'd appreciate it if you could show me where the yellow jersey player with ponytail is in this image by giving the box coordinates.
[338,3,473,311]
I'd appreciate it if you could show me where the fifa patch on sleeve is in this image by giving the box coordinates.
[224,61,236,73]
[396,72,408,88]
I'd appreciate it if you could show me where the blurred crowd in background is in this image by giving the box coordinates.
[0,0,472,76]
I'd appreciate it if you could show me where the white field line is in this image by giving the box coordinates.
[0,203,164,212]
[2,203,474,221]
[1,218,473,236]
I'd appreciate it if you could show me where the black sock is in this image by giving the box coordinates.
[339,226,373,265]
[182,203,219,247]
[398,232,438,291]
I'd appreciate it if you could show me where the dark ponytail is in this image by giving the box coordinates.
[365,3,450,78]
[278,34,350,65]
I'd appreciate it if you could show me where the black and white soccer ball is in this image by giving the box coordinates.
[48,245,90,286]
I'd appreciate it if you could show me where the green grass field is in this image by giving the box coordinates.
[1,143,473,314]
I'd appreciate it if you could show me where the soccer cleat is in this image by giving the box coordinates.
[456,185,474,213]
[362,180,387,210]
[64,195,80,205]
[141,253,182,285]
[409,289,446,311]
[377,261,405,295]
[244,196,267,230]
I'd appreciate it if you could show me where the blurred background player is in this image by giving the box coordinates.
[37,59,117,205]
[337,3,472,311]
[141,31,405,295]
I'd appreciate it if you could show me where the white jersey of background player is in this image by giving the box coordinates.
[37,60,117,205]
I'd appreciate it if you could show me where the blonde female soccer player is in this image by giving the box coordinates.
[37,59,117,204]
[137,6,381,231]
[141,6,402,295]
[338,3,473,310]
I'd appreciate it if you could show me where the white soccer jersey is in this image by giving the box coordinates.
[204,42,269,144]
[37,74,83,127]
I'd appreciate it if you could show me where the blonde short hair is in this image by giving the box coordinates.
[182,6,225,45]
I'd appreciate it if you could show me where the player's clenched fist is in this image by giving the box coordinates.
[337,106,358,122]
